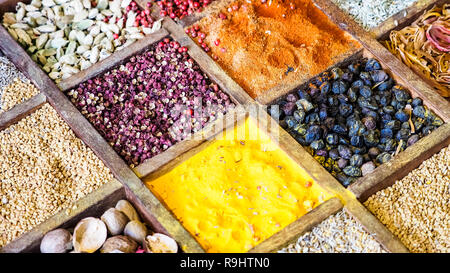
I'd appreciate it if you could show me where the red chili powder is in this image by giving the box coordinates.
[191,0,361,98]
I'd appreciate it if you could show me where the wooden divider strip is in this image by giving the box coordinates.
[0,92,46,130]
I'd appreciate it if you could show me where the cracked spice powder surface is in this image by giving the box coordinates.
[193,0,361,98]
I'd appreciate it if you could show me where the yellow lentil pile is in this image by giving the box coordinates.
[0,103,113,247]
[364,145,450,253]
[0,78,39,114]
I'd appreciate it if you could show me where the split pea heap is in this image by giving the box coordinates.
[0,102,113,247]
[365,145,450,253]
[144,118,334,253]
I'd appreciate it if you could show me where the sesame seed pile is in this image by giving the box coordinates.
[364,145,450,253]
[278,209,387,253]
[0,55,29,111]
[0,103,113,247]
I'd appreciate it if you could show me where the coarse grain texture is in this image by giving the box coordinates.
[0,103,113,248]
[144,118,333,253]
[0,55,28,110]
[331,0,417,30]
[278,209,387,253]
[364,145,450,253]
[67,38,234,167]
[0,78,39,114]
[189,0,360,98]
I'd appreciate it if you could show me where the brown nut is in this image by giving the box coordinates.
[144,233,178,253]
[40,228,73,253]
[100,235,138,253]
[124,220,148,244]
[73,217,107,253]
[115,200,140,222]
[101,208,129,235]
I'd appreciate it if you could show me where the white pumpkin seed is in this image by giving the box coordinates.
[36,33,49,49]
[101,9,114,17]
[51,37,68,48]
[82,0,91,9]
[89,46,99,63]
[73,9,88,22]
[97,0,109,10]
[88,8,99,19]
[10,23,30,29]
[108,23,119,34]
[128,33,144,40]
[121,0,132,8]
[75,19,93,30]
[42,0,56,7]
[16,7,26,22]
[83,34,93,46]
[126,11,136,27]
[31,0,43,8]
[76,45,90,54]
[36,24,56,33]
[35,16,48,25]
[65,41,76,55]
[80,59,92,70]
[25,5,39,12]
[60,54,76,65]
[93,32,106,45]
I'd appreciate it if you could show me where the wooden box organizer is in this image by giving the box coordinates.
[0,0,448,253]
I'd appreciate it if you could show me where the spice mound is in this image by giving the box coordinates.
[364,145,450,253]
[331,0,417,30]
[0,103,113,248]
[2,0,160,83]
[279,209,386,253]
[270,58,443,187]
[40,199,178,253]
[384,4,450,97]
[67,38,234,167]
[144,118,333,253]
[187,0,360,98]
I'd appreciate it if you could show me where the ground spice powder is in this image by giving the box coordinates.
[144,118,333,252]
[193,0,360,98]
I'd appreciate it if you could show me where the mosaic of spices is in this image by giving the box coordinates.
[144,118,333,253]
[270,58,443,187]
[67,38,234,167]
[384,4,450,97]
[186,0,360,98]
[331,0,417,30]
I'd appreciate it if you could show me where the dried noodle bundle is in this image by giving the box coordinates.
[384,4,450,97]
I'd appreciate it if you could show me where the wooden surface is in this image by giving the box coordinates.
[0,0,449,254]
[0,92,46,130]
[248,198,343,253]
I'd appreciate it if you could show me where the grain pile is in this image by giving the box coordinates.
[279,209,386,253]
[0,79,40,114]
[331,0,417,30]
[364,145,450,253]
[0,103,113,247]
[0,55,29,111]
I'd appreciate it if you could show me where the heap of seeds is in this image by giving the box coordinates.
[0,55,28,110]
[278,209,387,253]
[0,103,113,247]
[364,145,450,253]
[0,79,39,114]
[331,0,417,30]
